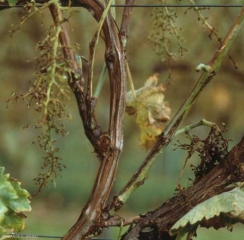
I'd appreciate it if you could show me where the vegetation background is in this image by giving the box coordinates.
[0,0,244,238]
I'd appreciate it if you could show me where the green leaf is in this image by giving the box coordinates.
[170,188,244,239]
[7,0,18,7]
[0,167,31,235]
[0,200,8,223]
[0,210,25,234]
[8,179,31,212]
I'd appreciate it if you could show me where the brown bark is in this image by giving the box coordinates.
[122,136,244,239]
[57,1,128,239]
[47,1,136,239]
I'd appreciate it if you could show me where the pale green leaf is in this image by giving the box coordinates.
[0,209,25,234]
[170,188,244,238]
[0,168,31,235]
[0,200,8,223]
[8,179,31,212]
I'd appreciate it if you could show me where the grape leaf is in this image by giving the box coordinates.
[0,167,31,235]
[170,188,244,239]
[126,74,171,149]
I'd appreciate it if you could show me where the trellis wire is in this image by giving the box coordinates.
[0,4,243,9]
[113,4,242,7]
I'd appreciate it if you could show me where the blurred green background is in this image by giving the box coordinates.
[0,0,244,239]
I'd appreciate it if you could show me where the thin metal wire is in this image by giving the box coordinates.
[110,4,244,7]
[0,4,243,9]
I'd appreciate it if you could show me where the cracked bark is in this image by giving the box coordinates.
[122,136,244,239]
[59,1,127,239]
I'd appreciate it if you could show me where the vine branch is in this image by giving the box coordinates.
[106,5,244,213]
[57,0,134,238]
[123,135,244,239]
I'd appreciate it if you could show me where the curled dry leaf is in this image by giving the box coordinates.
[126,74,171,150]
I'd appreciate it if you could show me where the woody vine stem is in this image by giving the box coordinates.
[2,0,244,239]
[48,0,136,238]
[105,6,244,215]
[47,2,244,239]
